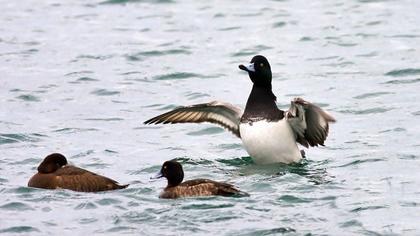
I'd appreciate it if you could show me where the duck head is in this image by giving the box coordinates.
[239,55,272,88]
[37,153,68,174]
[155,160,184,187]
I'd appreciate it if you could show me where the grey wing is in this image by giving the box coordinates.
[286,97,336,148]
[144,101,243,138]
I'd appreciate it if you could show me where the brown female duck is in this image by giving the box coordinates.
[28,153,128,192]
[155,160,248,199]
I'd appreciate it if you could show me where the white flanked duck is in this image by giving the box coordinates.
[144,55,336,164]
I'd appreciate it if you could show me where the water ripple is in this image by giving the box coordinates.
[0,202,34,211]
[74,202,97,210]
[350,205,388,212]
[183,92,211,101]
[76,77,99,82]
[64,71,94,77]
[187,127,224,136]
[238,227,296,236]
[277,195,311,204]
[0,226,40,233]
[75,54,114,61]
[126,49,191,61]
[384,78,420,84]
[385,68,420,77]
[154,72,200,81]
[100,0,174,4]
[181,203,234,210]
[218,26,241,31]
[231,45,272,57]
[338,107,393,114]
[96,198,122,206]
[53,128,98,133]
[91,89,120,96]
[15,94,40,102]
[336,158,384,168]
[272,21,286,28]
[79,218,98,224]
[0,133,44,144]
[353,92,392,99]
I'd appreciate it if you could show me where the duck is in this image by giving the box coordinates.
[154,160,248,199]
[144,55,336,164]
[28,153,128,192]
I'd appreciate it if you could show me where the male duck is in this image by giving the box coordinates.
[154,160,247,199]
[144,55,336,164]
[28,153,128,192]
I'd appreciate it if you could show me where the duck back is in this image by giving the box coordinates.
[28,166,128,192]
[160,179,247,199]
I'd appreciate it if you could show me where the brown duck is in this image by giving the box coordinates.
[28,153,128,192]
[154,160,248,199]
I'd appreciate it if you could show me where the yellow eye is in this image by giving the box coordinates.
[260,63,264,67]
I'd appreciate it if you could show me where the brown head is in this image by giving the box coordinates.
[37,153,68,174]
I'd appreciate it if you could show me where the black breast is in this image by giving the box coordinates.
[241,86,284,123]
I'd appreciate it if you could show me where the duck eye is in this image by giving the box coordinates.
[260,63,264,67]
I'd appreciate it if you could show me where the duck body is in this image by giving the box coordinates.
[155,161,248,199]
[160,179,243,199]
[28,153,128,192]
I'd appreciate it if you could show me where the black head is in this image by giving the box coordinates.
[155,160,184,187]
[37,153,68,174]
[239,55,272,88]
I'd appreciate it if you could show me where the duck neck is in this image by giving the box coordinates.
[166,175,183,188]
[242,85,282,122]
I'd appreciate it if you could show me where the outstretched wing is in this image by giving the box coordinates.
[286,97,336,148]
[144,101,243,138]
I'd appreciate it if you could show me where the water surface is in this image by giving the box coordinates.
[1,0,420,235]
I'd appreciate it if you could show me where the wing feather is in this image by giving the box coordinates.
[286,97,336,148]
[144,101,243,138]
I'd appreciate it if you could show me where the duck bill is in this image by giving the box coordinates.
[150,171,163,179]
[239,63,255,72]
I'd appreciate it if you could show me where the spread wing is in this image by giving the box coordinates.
[55,166,128,192]
[144,101,243,138]
[286,97,336,148]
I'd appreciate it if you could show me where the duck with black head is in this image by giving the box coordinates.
[144,55,336,165]
[153,160,248,199]
[28,153,128,192]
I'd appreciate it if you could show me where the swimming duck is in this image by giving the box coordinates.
[154,160,248,199]
[144,55,336,164]
[28,153,128,192]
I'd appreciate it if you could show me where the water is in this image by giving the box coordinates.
[1,0,420,235]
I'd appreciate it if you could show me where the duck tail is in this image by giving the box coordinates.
[117,184,129,189]
[218,185,249,197]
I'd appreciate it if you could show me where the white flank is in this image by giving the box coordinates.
[239,119,302,164]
